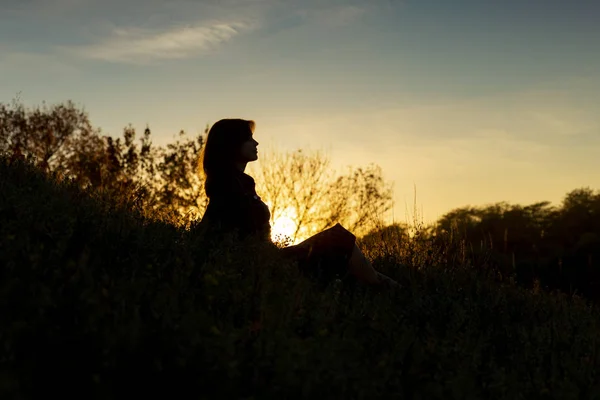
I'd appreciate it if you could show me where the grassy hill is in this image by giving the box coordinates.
[2,156,600,399]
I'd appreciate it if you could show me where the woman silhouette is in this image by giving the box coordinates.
[198,118,398,289]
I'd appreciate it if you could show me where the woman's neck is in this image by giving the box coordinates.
[235,162,247,173]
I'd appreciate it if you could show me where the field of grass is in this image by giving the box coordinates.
[2,156,600,399]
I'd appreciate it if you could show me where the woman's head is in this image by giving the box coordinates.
[200,118,258,194]
[201,118,257,172]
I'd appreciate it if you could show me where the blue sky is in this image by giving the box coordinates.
[1,0,599,225]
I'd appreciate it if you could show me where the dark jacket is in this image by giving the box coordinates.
[200,168,271,242]
[198,168,357,285]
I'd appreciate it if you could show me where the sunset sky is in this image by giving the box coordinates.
[2,0,599,225]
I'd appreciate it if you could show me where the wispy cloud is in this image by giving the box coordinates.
[61,19,256,64]
[4,0,390,65]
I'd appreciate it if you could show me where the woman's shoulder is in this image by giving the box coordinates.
[207,169,255,197]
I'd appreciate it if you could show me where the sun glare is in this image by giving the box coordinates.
[270,207,298,243]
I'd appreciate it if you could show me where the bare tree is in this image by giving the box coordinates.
[323,164,394,235]
[249,147,394,243]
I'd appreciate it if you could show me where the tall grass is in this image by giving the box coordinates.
[2,156,600,399]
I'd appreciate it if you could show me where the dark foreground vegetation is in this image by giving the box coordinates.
[3,156,600,399]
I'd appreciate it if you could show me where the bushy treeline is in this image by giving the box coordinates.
[0,98,209,225]
[432,195,600,300]
[3,152,600,399]
[362,191,600,304]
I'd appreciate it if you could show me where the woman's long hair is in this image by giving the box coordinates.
[200,118,255,198]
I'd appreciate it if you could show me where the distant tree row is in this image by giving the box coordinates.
[432,193,600,300]
[360,189,600,302]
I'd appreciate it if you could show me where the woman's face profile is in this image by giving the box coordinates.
[239,136,259,163]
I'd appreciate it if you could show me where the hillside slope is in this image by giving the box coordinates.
[1,156,600,399]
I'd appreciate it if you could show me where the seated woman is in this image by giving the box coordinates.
[198,118,399,290]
